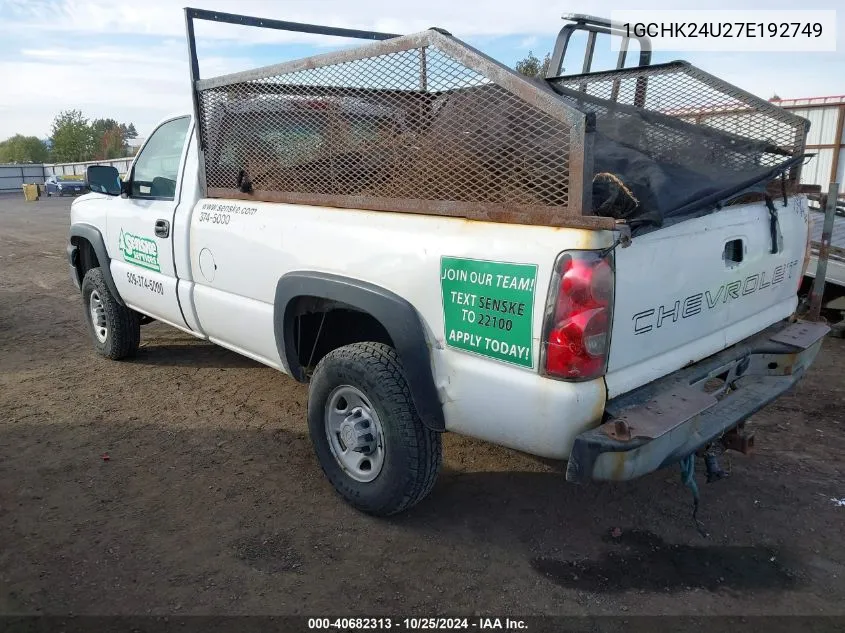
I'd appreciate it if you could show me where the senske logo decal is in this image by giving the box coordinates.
[119,230,160,272]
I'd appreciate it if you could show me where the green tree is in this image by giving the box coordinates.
[51,110,94,162]
[91,118,126,159]
[0,134,49,163]
[99,127,125,159]
[515,50,551,78]
[120,122,138,140]
[91,118,119,141]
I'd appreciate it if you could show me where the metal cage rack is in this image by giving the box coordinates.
[185,9,809,230]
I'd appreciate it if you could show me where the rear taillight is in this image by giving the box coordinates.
[542,250,614,381]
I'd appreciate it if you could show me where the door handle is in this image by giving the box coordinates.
[154,219,170,238]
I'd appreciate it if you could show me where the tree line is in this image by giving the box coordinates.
[0,110,138,164]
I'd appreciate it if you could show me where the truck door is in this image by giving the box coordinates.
[106,116,192,330]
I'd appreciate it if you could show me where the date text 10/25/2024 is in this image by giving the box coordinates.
[307,617,528,630]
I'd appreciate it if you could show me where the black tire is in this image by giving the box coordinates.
[80,267,140,360]
[308,342,442,516]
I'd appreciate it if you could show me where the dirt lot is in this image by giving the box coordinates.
[1,193,844,616]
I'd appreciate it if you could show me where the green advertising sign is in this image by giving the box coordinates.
[119,230,160,272]
[440,256,538,368]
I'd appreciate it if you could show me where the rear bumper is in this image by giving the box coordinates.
[566,319,829,483]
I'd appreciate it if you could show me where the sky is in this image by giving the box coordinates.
[0,0,842,141]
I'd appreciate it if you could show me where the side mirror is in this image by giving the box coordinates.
[86,165,121,196]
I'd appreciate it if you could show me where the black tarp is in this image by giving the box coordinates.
[546,79,805,235]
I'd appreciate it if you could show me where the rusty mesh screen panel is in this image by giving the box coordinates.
[196,37,585,220]
[549,61,807,175]
[547,61,809,232]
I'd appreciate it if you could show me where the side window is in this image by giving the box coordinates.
[216,110,396,172]
[218,114,327,171]
[131,117,190,200]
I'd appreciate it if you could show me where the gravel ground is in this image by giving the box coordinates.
[1,194,844,616]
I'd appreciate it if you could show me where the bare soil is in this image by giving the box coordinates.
[1,194,844,616]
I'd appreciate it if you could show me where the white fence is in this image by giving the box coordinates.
[43,157,134,178]
[0,157,135,192]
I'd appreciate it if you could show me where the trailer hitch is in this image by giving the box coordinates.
[703,443,729,483]
[679,454,709,538]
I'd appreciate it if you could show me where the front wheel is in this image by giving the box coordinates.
[308,342,442,516]
[81,267,140,360]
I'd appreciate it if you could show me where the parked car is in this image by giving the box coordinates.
[45,176,87,197]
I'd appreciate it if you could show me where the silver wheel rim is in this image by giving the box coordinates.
[89,290,108,343]
[324,385,385,483]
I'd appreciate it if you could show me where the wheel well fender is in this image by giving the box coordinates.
[275,271,445,431]
[69,223,124,305]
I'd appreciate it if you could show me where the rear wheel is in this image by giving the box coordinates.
[81,267,140,360]
[308,342,442,516]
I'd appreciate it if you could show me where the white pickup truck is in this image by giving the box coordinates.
[67,10,829,516]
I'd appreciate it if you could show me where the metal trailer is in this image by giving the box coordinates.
[773,95,845,193]
[806,182,845,337]
[806,203,845,288]
[773,95,845,289]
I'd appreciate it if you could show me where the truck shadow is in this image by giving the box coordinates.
[394,467,804,594]
[531,529,797,593]
[131,341,264,369]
